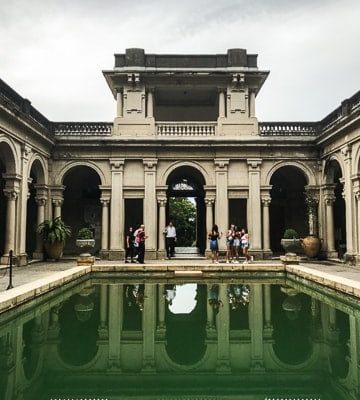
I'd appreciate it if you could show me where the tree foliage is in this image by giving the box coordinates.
[169,197,196,247]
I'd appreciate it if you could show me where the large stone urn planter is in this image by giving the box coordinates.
[76,239,95,256]
[280,238,302,254]
[44,241,64,261]
[300,235,322,258]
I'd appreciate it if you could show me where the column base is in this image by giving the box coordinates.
[205,249,212,259]
[344,252,357,265]
[17,253,28,266]
[99,250,110,260]
[108,250,125,261]
[262,250,273,260]
[145,249,157,260]
[156,250,166,260]
[248,249,266,260]
[326,250,339,259]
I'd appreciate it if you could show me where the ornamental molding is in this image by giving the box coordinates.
[340,144,352,160]
[214,158,229,170]
[110,158,125,171]
[3,189,19,200]
[143,158,158,171]
[247,158,262,170]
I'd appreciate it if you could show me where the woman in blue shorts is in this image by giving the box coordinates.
[208,224,222,264]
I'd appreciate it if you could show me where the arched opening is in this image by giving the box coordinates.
[166,166,206,256]
[269,166,308,253]
[26,159,46,258]
[0,141,16,257]
[272,285,313,365]
[62,166,101,255]
[165,284,207,365]
[58,285,99,366]
[325,160,346,257]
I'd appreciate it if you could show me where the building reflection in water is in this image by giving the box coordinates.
[0,280,359,400]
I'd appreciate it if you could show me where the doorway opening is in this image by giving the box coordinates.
[166,166,206,256]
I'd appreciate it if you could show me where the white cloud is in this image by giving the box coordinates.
[0,0,359,121]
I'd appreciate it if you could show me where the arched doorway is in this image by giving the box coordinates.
[325,160,346,258]
[166,166,206,255]
[62,166,101,255]
[269,166,308,253]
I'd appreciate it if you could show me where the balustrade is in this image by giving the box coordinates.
[157,122,216,136]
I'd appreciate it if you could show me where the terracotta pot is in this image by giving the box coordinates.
[44,241,64,260]
[300,235,322,258]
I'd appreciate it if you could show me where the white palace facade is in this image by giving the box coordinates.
[0,48,360,265]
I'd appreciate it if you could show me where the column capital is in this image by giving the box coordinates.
[143,158,158,171]
[100,197,111,206]
[354,190,360,201]
[3,189,19,201]
[214,158,229,170]
[52,199,63,207]
[110,158,125,171]
[261,197,271,206]
[305,186,320,203]
[324,194,336,205]
[35,196,47,206]
[247,158,262,171]
[157,197,167,206]
[21,144,32,161]
[340,144,352,161]
[205,197,215,206]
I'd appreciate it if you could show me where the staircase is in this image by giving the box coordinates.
[172,247,206,260]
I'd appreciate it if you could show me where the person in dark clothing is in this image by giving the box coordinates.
[125,226,135,263]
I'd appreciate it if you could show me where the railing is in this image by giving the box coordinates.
[157,122,216,136]
[259,122,318,136]
[54,122,112,136]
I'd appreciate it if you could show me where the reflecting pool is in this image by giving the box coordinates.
[1,276,360,400]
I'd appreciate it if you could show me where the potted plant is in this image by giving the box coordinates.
[37,217,71,260]
[76,227,95,257]
[281,228,302,254]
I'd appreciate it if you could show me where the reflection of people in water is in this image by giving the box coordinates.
[126,284,145,311]
[208,284,223,314]
[227,285,250,309]
[164,284,176,306]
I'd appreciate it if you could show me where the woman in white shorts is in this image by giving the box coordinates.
[241,228,251,263]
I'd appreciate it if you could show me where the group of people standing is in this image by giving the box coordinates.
[208,224,252,264]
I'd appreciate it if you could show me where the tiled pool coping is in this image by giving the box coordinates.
[0,261,360,314]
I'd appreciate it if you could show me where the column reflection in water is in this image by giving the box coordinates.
[0,280,360,400]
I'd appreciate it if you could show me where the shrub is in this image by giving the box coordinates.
[77,227,94,240]
[283,228,299,239]
[37,217,71,244]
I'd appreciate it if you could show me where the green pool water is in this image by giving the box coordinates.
[1,275,360,400]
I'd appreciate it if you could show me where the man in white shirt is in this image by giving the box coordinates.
[164,221,177,259]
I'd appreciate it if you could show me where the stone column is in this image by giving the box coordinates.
[216,284,230,372]
[261,196,271,253]
[249,284,264,370]
[157,197,167,255]
[109,159,125,259]
[108,284,123,369]
[33,195,47,259]
[356,190,360,261]
[348,315,360,398]
[3,188,19,256]
[52,199,63,219]
[98,284,108,339]
[247,159,262,256]
[142,284,156,371]
[100,198,110,253]
[218,90,226,118]
[116,91,123,118]
[263,284,272,329]
[249,90,256,118]
[158,284,166,329]
[215,159,229,251]
[147,89,154,118]
[18,145,32,263]
[305,186,320,236]
[341,145,355,255]
[143,159,158,258]
[324,190,337,258]
[205,197,214,252]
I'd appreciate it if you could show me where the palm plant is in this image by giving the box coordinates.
[37,217,71,244]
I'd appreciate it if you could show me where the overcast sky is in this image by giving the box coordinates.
[1,0,359,122]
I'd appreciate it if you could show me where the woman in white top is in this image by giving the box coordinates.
[241,228,251,263]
